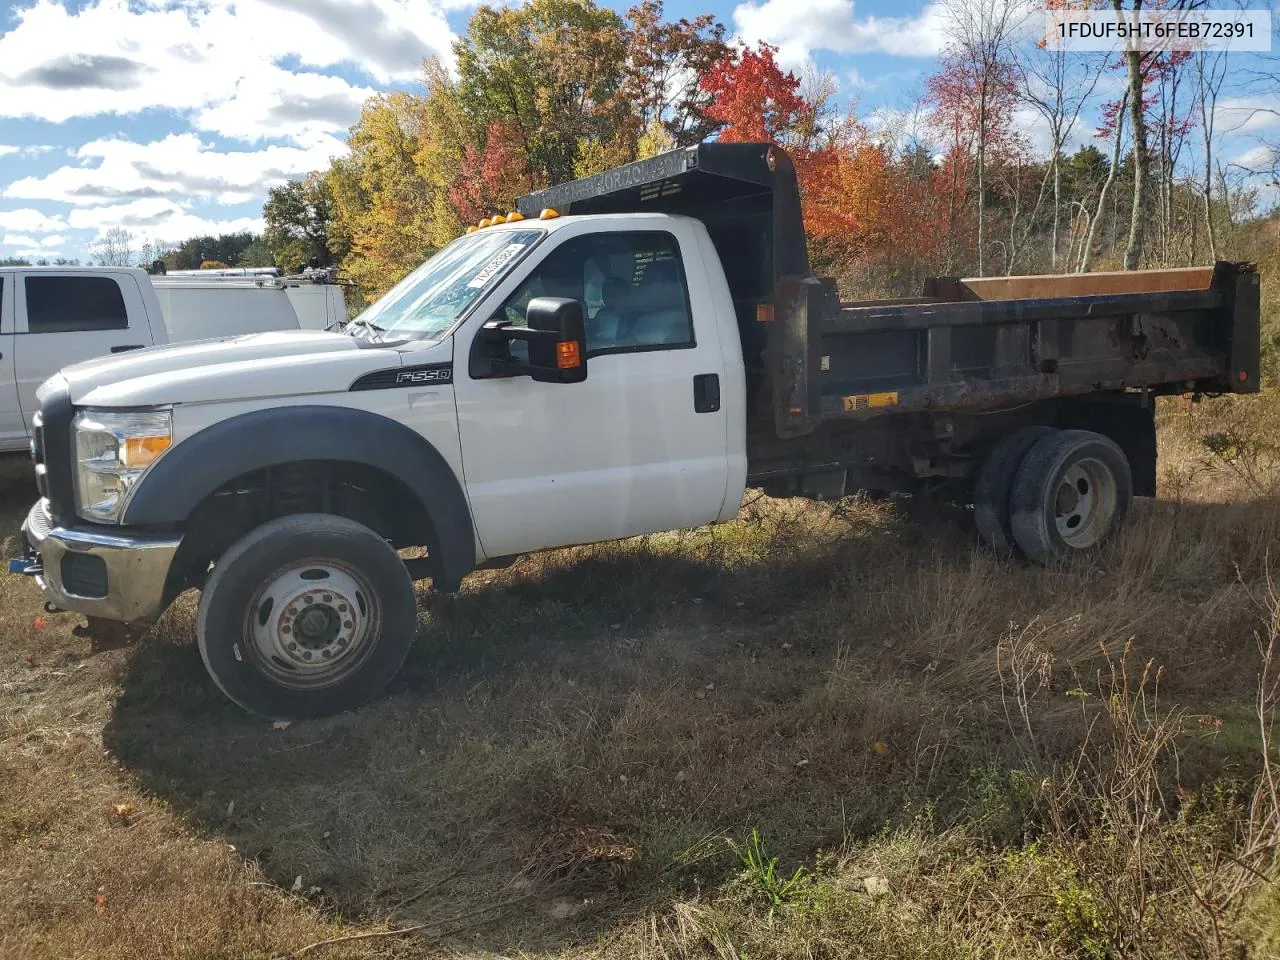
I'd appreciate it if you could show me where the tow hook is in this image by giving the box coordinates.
[73,617,148,654]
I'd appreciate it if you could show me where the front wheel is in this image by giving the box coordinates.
[197,514,418,720]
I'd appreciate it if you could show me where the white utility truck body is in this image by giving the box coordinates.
[0,266,346,455]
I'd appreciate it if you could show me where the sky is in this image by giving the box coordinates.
[0,0,1274,265]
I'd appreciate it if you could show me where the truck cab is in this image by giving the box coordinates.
[10,142,1261,722]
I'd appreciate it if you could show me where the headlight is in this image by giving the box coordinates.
[73,409,173,523]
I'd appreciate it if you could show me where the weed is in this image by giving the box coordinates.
[726,828,810,923]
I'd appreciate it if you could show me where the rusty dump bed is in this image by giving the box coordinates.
[765,262,1261,439]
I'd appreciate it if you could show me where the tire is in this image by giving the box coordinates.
[973,425,1055,553]
[1009,429,1133,566]
[197,513,418,720]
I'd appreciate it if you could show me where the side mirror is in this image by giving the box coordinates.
[481,296,588,384]
[525,297,586,383]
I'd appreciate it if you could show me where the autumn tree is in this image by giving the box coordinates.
[933,0,1025,276]
[454,0,629,186]
[618,0,728,146]
[325,92,437,299]
[700,42,808,144]
[925,53,1020,273]
[449,121,536,223]
[264,174,345,274]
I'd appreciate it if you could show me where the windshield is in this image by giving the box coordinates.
[350,228,544,340]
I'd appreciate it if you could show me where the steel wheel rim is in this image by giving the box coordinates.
[241,558,382,689]
[1053,457,1116,549]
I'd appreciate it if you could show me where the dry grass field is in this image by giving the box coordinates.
[7,395,1280,959]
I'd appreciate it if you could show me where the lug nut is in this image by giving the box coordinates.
[302,651,312,660]
[323,594,332,603]
[322,650,333,659]
[282,625,292,634]
[338,604,348,613]
[344,621,353,630]
[287,642,298,651]
[337,637,348,647]
[304,595,313,604]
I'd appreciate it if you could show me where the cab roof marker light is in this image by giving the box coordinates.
[478,218,492,228]
[506,211,525,222]
[491,213,506,224]
[466,225,478,234]
[539,208,560,220]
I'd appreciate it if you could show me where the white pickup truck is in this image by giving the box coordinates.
[10,143,1261,720]
[0,265,337,456]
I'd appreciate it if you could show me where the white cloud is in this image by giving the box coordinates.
[1216,97,1280,136]
[195,67,377,143]
[1235,144,1278,171]
[1009,105,1097,159]
[732,0,948,66]
[0,208,66,233]
[0,0,455,138]
[2,232,63,249]
[0,145,19,156]
[66,199,265,246]
[4,132,345,206]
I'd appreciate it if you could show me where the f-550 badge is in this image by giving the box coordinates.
[396,367,452,385]
[349,364,454,391]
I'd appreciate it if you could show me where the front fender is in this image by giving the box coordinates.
[122,405,475,591]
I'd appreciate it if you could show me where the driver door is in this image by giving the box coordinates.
[452,223,731,559]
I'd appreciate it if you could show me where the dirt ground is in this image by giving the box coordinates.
[5,398,1280,959]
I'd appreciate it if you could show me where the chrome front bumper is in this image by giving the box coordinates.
[15,500,182,624]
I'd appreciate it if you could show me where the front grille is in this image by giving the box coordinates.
[61,553,108,598]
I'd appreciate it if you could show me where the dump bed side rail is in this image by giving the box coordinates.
[767,261,1261,440]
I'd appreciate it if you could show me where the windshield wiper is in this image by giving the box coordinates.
[346,318,386,342]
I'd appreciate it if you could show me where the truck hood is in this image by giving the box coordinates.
[59,330,445,407]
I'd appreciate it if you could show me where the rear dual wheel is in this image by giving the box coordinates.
[975,428,1133,564]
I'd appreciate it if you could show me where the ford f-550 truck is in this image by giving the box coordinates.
[10,143,1261,720]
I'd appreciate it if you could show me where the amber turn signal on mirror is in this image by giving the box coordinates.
[556,340,581,369]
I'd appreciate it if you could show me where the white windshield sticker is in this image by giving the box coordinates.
[468,242,528,289]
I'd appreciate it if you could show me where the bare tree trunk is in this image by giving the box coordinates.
[1082,90,1128,273]
[1014,36,1103,271]
[1051,152,1061,269]
[1195,47,1226,262]
[1120,18,1148,270]
[977,89,986,276]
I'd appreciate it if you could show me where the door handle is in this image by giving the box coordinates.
[110,344,144,353]
[693,373,720,413]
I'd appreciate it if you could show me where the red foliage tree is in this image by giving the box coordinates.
[448,121,533,224]
[698,42,807,144]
